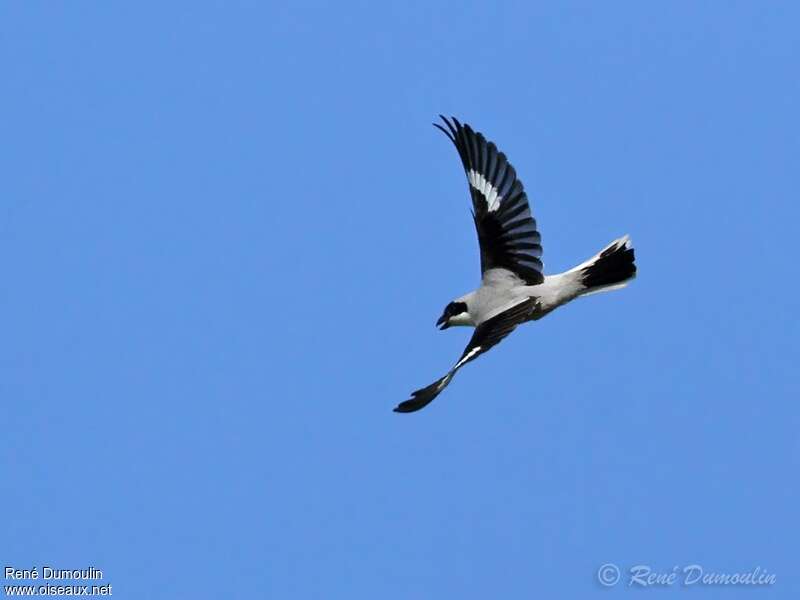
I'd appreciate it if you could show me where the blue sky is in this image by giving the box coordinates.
[2,2,798,598]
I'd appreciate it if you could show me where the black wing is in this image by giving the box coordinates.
[435,116,544,286]
[394,298,536,413]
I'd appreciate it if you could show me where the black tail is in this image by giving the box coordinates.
[579,235,636,295]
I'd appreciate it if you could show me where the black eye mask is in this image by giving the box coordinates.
[447,301,467,316]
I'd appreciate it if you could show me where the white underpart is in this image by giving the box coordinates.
[468,170,502,212]
[454,346,482,370]
[515,234,635,310]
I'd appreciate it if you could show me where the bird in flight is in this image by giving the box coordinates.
[394,116,637,413]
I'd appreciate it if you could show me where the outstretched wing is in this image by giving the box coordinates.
[394,298,536,413]
[435,116,544,286]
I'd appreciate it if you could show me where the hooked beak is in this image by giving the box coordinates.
[436,315,450,330]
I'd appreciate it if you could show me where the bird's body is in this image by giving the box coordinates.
[451,240,634,326]
[395,117,636,413]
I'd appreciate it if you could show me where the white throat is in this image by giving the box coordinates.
[448,312,474,327]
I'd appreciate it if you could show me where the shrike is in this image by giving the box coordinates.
[395,116,637,413]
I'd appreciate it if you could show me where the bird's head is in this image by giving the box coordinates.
[436,301,471,330]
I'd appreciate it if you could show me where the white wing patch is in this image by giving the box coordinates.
[468,170,502,212]
[437,373,454,392]
[454,346,482,370]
